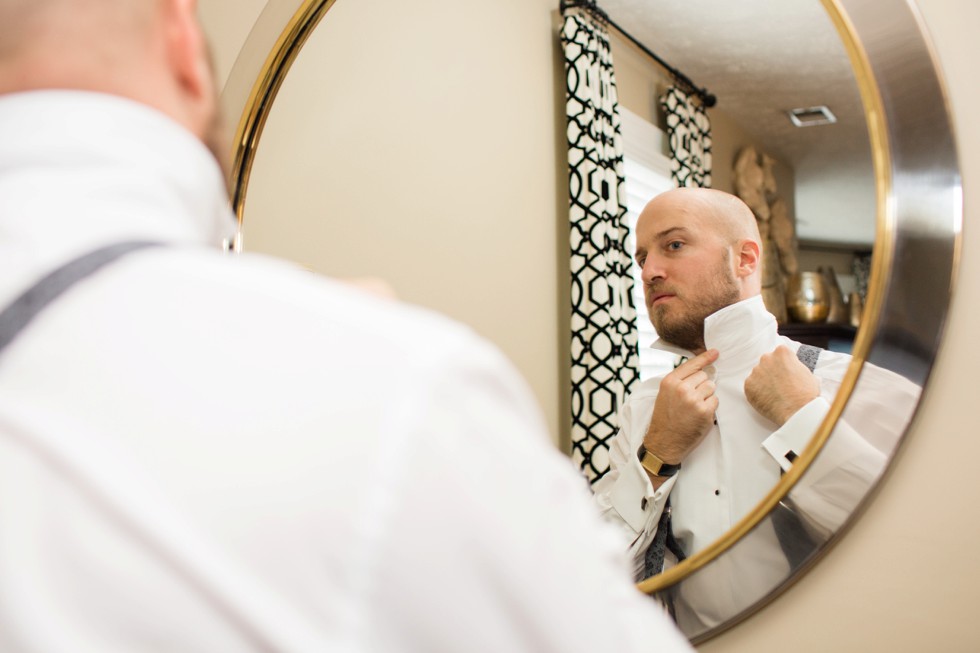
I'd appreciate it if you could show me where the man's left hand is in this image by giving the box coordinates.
[744,345,820,426]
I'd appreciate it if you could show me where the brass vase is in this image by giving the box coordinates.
[848,291,864,327]
[785,272,830,323]
[820,266,848,324]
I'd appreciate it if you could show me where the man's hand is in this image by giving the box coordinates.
[642,349,720,476]
[343,277,397,299]
[745,345,821,426]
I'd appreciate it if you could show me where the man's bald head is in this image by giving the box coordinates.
[641,187,762,248]
[0,0,157,64]
[0,0,224,171]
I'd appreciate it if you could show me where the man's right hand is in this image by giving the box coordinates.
[641,349,720,480]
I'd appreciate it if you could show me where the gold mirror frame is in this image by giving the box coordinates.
[221,0,960,643]
[224,0,339,227]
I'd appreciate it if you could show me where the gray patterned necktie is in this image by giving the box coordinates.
[641,499,686,580]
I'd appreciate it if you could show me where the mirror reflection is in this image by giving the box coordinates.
[569,0,873,553]
[228,0,938,644]
[563,0,923,638]
[559,0,879,493]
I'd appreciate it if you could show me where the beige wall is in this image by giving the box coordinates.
[205,0,569,445]
[201,0,980,650]
[198,0,268,92]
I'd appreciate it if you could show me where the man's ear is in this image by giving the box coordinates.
[162,0,212,106]
[734,239,761,279]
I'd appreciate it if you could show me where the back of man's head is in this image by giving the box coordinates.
[678,187,761,246]
[0,0,220,154]
[695,188,764,298]
[0,0,156,81]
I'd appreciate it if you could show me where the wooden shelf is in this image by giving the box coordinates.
[778,322,857,350]
[797,239,874,254]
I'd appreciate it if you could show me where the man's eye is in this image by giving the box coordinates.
[666,241,683,251]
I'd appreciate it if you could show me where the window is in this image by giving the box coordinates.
[619,107,678,380]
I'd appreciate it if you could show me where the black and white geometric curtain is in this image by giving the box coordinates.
[560,11,639,483]
[661,84,713,187]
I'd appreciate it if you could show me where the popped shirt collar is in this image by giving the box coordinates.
[650,295,778,370]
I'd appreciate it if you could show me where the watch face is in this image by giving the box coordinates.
[639,447,679,477]
[642,451,662,472]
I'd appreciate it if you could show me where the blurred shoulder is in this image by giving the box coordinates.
[141,245,489,360]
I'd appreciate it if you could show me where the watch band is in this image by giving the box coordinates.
[638,445,681,478]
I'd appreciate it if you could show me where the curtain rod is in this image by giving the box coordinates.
[559,0,717,108]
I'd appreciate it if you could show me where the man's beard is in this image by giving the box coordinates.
[648,257,741,352]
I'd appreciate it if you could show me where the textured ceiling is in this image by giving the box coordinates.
[597,0,871,173]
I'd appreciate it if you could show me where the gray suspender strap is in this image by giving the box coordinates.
[771,342,825,571]
[784,344,822,461]
[796,343,821,372]
[0,241,162,357]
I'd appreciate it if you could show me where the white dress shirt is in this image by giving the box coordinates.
[592,295,920,631]
[0,91,692,653]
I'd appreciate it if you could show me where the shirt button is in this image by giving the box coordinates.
[641,498,648,510]
[714,489,721,496]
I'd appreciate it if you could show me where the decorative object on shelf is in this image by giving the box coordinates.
[733,146,799,323]
[785,271,830,323]
[852,251,872,304]
[734,146,770,221]
[819,266,848,323]
[769,197,798,277]
[759,237,789,323]
[848,291,863,328]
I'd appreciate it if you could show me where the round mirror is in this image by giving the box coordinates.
[220,0,959,643]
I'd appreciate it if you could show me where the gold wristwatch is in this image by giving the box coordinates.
[638,445,681,478]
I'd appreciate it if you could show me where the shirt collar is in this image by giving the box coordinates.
[0,90,236,252]
[703,295,777,355]
[650,296,779,368]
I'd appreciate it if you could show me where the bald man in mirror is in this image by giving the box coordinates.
[592,187,919,630]
[0,2,696,651]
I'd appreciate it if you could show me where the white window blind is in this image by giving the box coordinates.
[619,107,679,380]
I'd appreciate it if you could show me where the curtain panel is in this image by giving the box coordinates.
[560,12,639,483]
[661,85,713,188]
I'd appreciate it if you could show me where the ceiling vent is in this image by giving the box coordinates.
[787,105,837,127]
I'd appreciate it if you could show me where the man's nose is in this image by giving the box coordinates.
[640,257,665,285]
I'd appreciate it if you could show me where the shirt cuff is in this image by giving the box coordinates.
[761,397,830,472]
[609,454,676,532]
